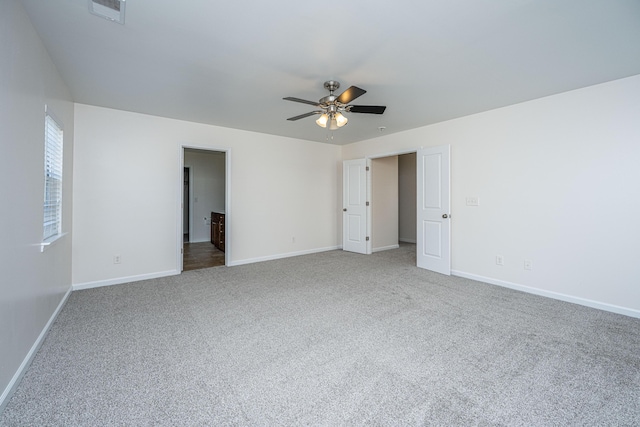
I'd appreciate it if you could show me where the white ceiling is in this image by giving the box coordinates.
[21,0,640,145]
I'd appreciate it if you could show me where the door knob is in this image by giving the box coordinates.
[343,208,347,212]
[442,214,448,218]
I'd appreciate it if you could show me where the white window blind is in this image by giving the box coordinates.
[43,113,63,241]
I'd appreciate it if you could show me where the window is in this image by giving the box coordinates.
[43,111,63,241]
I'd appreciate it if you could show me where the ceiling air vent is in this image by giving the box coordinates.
[89,0,126,24]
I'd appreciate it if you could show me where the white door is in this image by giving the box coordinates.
[343,159,368,254]
[417,145,451,274]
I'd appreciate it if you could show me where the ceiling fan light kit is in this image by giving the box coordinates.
[316,111,348,129]
[334,112,348,128]
[284,81,386,131]
[316,114,329,127]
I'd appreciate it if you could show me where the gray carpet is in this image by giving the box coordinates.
[2,244,639,426]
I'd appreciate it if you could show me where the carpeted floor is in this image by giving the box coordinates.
[2,244,639,426]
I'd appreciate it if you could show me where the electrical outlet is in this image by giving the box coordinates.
[496,255,504,266]
[291,236,295,243]
[114,254,121,264]
[524,260,532,270]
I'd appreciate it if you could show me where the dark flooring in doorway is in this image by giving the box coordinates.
[183,241,225,271]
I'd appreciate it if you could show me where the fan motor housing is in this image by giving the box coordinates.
[319,95,338,105]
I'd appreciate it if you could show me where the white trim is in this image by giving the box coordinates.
[364,148,417,160]
[451,270,640,319]
[44,104,64,131]
[372,244,400,253]
[228,246,340,267]
[0,285,72,412]
[179,148,185,271]
[366,158,372,255]
[179,144,231,271]
[72,269,179,291]
[399,238,416,244]
[39,231,68,252]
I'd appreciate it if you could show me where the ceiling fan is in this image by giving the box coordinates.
[283,81,386,130]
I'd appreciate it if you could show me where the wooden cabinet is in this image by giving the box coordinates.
[211,212,225,252]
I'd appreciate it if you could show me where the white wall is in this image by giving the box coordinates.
[184,149,226,243]
[343,75,640,316]
[371,156,398,251]
[398,153,417,243]
[0,0,74,409]
[72,104,341,287]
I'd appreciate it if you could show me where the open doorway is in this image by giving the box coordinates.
[345,146,450,274]
[369,153,417,252]
[183,167,190,243]
[398,153,416,245]
[370,156,400,252]
[181,148,227,271]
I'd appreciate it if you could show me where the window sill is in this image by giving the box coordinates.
[40,232,68,253]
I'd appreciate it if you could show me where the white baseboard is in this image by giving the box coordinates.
[451,270,640,319]
[228,246,340,267]
[72,269,180,291]
[0,285,72,412]
[399,238,416,244]
[372,244,400,253]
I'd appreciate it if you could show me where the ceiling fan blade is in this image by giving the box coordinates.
[286,111,322,121]
[348,105,387,114]
[336,86,367,104]
[283,97,321,107]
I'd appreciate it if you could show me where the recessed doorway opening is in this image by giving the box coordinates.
[344,145,450,275]
[369,153,416,253]
[180,146,229,271]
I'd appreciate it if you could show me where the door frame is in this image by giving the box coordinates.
[177,144,231,271]
[355,146,450,273]
[366,149,417,255]
[183,166,193,243]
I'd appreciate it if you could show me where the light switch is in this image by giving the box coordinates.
[466,197,479,206]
